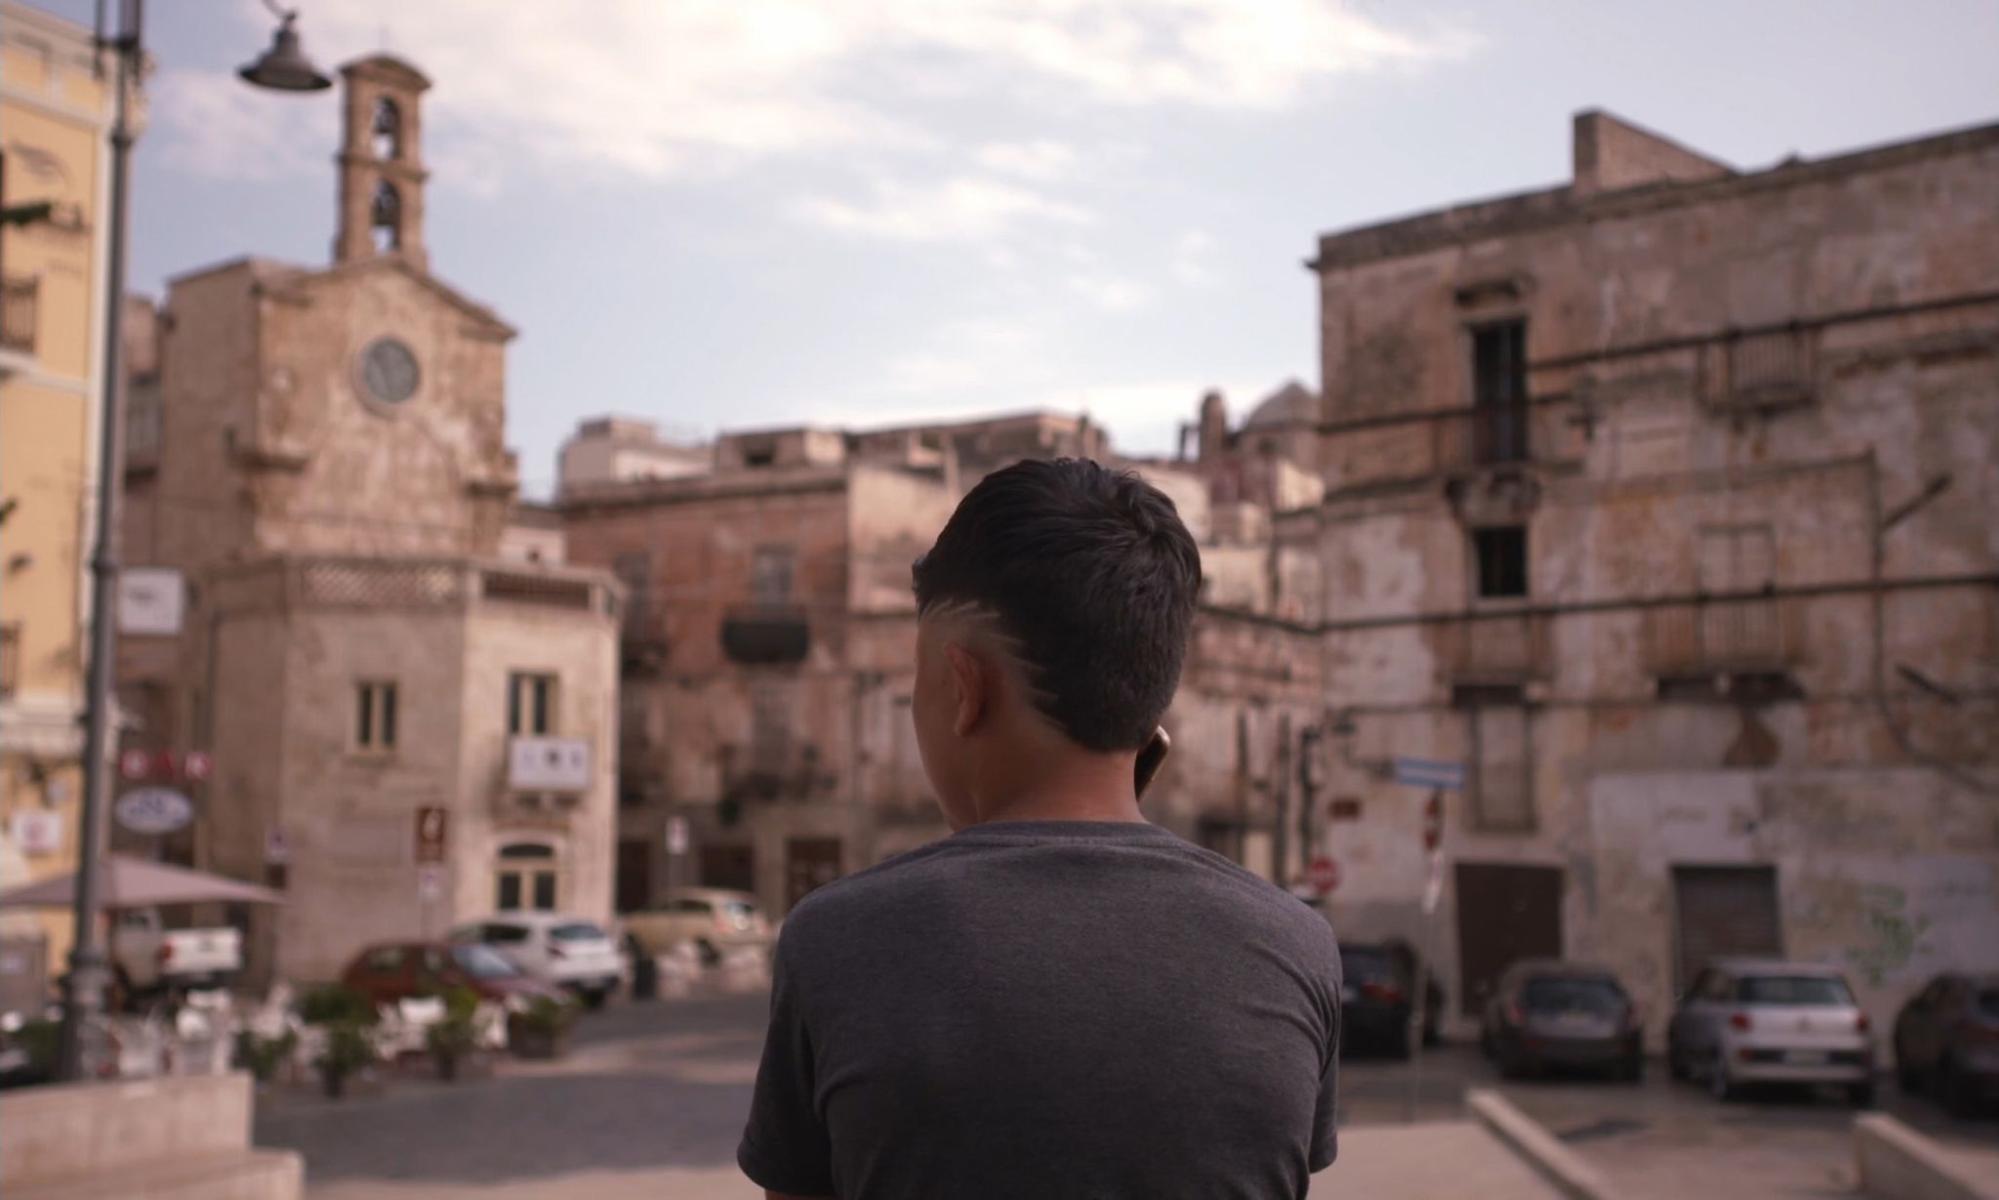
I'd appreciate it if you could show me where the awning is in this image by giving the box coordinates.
[0,856,284,909]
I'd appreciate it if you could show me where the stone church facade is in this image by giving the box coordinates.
[119,56,619,984]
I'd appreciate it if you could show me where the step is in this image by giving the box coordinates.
[7,1150,303,1200]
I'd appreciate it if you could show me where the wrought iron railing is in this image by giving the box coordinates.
[1441,611,1552,683]
[0,276,36,355]
[1643,597,1794,675]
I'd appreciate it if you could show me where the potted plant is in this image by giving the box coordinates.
[298,984,379,1098]
[425,987,482,1081]
[233,1027,298,1084]
[314,1019,375,1098]
[509,995,575,1060]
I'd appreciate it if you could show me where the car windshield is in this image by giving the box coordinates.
[1737,975,1852,1005]
[719,901,758,921]
[551,921,608,942]
[1340,947,1395,984]
[451,943,520,979]
[1521,977,1625,1014]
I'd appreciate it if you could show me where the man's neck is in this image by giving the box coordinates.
[970,755,1145,826]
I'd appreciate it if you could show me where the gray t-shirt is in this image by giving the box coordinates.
[739,819,1342,1199]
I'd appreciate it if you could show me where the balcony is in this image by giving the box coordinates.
[1704,326,1815,413]
[0,276,37,369]
[720,604,810,666]
[1440,611,1551,684]
[1643,597,1796,678]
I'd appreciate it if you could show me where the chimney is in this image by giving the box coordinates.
[1572,109,1731,196]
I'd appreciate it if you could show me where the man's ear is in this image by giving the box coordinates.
[943,643,987,737]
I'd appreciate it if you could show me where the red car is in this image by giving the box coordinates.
[339,940,569,1011]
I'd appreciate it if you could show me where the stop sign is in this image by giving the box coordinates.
[1305,855,1340,896]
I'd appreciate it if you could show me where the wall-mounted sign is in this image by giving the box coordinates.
[264,828,290,865]
[415,806,448,864]
[117,567,185,636]
[114,787,193,836]
[507,737,590,792]
[10,810,63,856]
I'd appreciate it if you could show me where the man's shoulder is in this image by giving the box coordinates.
[780,837,963,931]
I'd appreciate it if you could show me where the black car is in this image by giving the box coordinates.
[1481,959,1642,1081]
[1338,941,1442,1059]
[1893,972,1999,1116]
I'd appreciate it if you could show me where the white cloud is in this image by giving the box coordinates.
[790,175,1090,242]
[163,0,1476,187]
[1169,228,1218,286]
[150,68,337,182]
[1067,272,1152,312]
[974,140,1078,181]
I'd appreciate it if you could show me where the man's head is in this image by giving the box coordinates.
[910,458,1201,827]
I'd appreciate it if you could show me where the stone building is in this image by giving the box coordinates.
[116,55,619,983]
[561,409,1319,916]
[0,2,130,996]
[1222,109,1999,1037]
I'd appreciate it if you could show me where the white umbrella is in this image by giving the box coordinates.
[0,856,284,909]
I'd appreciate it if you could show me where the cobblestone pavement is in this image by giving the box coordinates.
[254,985,1996,1199]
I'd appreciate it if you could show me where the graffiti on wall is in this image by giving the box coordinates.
[1843,883,1933,987]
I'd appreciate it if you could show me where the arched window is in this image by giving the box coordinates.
[371,97,402,160]
[496,842,559,911]
[370,180,401,252]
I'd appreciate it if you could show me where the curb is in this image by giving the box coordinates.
[1853,1113,1999,1200]
[1465,1088,1618,1200]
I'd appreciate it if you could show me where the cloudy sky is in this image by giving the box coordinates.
[41,0,1999,493]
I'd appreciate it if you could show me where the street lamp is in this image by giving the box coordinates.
[239,2,333,92]
[57,0,331,1082]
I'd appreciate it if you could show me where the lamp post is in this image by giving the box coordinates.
[56,0,330,1083]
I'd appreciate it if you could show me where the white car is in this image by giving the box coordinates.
[450,914,626,1008]
[1668,959,1875,1105]
[111,908,241,994]
[622,888,774,964]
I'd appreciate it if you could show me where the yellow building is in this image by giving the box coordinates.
[0,2,126,991]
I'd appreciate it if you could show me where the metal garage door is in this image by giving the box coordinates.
[1672,865,1781,991]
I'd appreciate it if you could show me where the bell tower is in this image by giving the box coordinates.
[334,55,431,270]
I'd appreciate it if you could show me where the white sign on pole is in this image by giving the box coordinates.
[264,828,290,865]
[418,864,445,902]
[1421,850,1445,915]
[10,810,63,856]
[665,816,689,856]
[117,567,185,636]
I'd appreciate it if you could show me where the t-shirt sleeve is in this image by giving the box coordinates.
[1308,944,1342,1172]
[738,934,835,1197]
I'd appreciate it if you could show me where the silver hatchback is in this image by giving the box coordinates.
[1667,959,1874,1105]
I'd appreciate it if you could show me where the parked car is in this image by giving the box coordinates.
[111,908,240,996]
[1667,959,1874,1105]
[450,915,627,1009]
[1893,971,1999,1116]
[339,941,570,1015]
[1481,959,1642,1081]
[1338,941,1441,1059]
[623,888,773,964]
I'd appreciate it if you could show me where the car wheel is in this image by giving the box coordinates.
[1709,1049,1737,1102]
[1389,1024,1412,1061]
[1480,1027,1495,1060]
[1666,1035,1687,1081]
[1847,1081,1876,1109]
[1620,1051,1644,1083]
[694,938,721,967]
[1941,1059,1979,1119]
[582,987,608,1011]
[1894,1043,1921,1093]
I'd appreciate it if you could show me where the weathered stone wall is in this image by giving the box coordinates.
[1305,121,1999,1034]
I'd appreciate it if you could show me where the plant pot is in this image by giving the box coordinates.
[512,1028,565,1060]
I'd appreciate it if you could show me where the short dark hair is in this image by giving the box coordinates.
[913,458,1202,752]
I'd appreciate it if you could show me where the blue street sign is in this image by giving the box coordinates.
[1392,756,1465,791]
